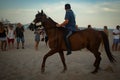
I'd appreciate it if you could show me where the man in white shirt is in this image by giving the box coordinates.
[118,25,120,51]
[112,25,120,51]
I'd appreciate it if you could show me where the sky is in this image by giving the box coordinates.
[0,0,120,29]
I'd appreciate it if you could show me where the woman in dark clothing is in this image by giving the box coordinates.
[0,22,7,51]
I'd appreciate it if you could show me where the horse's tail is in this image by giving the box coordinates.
[100,31,116,63]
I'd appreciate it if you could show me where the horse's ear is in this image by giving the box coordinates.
[38,11,40,13]
[41,10,43,15]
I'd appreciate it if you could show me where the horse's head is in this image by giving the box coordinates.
[28,23,35,31]
[35,10,45,22]
[30,10,57,31]
[29,10,45,31]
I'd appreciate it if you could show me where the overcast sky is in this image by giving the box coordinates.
[0,0,120,28]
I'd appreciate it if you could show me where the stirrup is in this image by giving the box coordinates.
[66,50,71,55]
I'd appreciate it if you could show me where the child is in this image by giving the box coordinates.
[0,22,7,51]
[7,24,15,49]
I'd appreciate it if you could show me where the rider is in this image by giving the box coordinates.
[56,4,77,55]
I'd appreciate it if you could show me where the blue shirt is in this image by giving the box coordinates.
[65,9,76,31]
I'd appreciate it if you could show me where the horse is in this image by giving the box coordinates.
[31,10,115,73]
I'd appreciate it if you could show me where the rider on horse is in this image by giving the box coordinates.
[56,4,77,55]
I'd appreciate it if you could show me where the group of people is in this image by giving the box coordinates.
[100,25,120,52]
[103,25,120,51]
[0,22,25,51]
[0,21,48,52]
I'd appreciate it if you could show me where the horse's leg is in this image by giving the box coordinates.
[92,51,101,74]
[41,49,58,73]
[45,36,48,46]
[59,51,67,73]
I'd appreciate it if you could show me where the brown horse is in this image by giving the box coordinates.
[31,10,115,73]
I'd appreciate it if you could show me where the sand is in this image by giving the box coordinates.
[0,29,120,80]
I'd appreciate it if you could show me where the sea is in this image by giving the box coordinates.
[22,24,114,31]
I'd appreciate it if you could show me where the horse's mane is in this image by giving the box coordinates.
[48,17,57,25]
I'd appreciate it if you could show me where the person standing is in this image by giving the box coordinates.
[0,22,7,51]
[7,24,15,49]
[34,27,42,50]
[112,25,120,51]
[103,26,109,36]
[118,25,120,51]
[15,23,25,49]
[56,4,77,55]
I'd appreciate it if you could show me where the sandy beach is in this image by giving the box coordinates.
[0,29,120,80]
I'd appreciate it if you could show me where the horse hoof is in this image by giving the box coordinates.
[41,68,45,73]
[61,68,67,73]
[91,70,98,74]
[61,70,66,73]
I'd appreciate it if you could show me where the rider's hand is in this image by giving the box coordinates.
[56,23,61,27]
